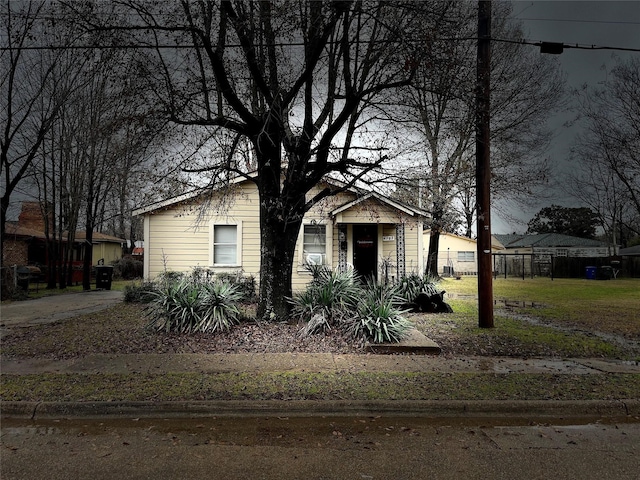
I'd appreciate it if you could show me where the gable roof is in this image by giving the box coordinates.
[330,192,429,218]
[424,230,505,250]
[75,232,125,244]
[133,175,429,220]
[132,173,258,216]
[4,222,48,240]
[494,233,607,248]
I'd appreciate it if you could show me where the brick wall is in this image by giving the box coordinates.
[18,202,47,230]
[2,238,28,266]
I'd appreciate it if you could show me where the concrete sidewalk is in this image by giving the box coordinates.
[2,352,640,375]
[2,291,639,420]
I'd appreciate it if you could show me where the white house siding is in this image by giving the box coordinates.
[140,181,425,292]
[144,182,261,280]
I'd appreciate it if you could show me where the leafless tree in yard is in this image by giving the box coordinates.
[569,57,640,245]
[392,1,564,277]
[0,1,80,270]
[74,0,423,321]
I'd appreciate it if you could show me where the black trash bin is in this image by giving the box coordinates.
[598,266,613,280]
[95,265,114,290]
[16,266,31,291]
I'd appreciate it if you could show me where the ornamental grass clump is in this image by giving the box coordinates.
[292,269,414,343]
[393,273,439,306]
[290,266,361,336]
[146,277,244,334]
[344,280,413,344]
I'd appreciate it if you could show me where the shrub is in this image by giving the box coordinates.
[111,256,143,280]
[290,266,360,335]
[393,273,439,305]
[123,281,157,304]
[292,269,415,343]
[146,277,244,334]
[216,271,257,303]
[192,281,244,333]
[343,280,413,343]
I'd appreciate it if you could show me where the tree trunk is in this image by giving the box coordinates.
[426,227,441,278]
[0,195,8,268]
[256,206,302,322]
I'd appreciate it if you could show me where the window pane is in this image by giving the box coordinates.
[303,225,326,262]
[214,225,236,244]
[214,245,237,264]
[213,225,237,264]
[458,251,475,262]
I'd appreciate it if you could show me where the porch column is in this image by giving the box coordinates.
[338,225,348,273]
[396,223,405,278]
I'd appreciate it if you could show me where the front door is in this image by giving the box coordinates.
[353,224,378,280]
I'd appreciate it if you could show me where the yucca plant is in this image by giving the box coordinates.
[291,266,361,335]
[146,277,244,334]
[393,273,439,306]
[344,280,413,343]
[195,281,243,333]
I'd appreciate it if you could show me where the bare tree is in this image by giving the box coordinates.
[393,1,564,277]
[0,1,78,267]
[569,57,640,243]
[77,0,420,320]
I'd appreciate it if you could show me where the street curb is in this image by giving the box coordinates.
[3,399,639,420]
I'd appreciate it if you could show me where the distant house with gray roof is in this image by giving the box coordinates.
[491,233,612,278]
[493,233,610,258]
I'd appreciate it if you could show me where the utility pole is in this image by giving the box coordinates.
[476,0,494,328]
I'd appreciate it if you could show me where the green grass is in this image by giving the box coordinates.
[1,372,639,402]
[439,277,640,338]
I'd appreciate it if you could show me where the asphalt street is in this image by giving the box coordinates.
[2,416,639,480]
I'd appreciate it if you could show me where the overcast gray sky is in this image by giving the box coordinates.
[493,0,640,233]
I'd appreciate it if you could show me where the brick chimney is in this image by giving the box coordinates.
[18,202,50,231]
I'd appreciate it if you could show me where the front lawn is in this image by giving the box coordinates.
[438,276,640,338]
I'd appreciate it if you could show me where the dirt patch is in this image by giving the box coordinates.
[0,303,364,360]
[2,302,639,361]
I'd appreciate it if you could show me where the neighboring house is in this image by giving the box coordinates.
[494,233,610,258]
[618,245,640,256]
[2,202,124,269]
[493,233,610,277]
[423,231,504,275]
[75,232,126,266]
[133,177,429,291]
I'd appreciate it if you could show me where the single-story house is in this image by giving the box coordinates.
[493,233,610,258]
[133,177,429,291]
[423,231,505,275]
[492,233,611,277]
[3,202,125,269]
[75,231,127,266]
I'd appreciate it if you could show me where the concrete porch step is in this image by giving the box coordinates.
[367,329,441,355]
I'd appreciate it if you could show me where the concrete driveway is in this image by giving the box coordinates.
[0,290,123,337]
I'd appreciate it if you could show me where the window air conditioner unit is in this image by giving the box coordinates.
[306,253,323,265]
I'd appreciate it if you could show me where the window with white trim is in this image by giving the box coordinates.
[458,251,475,262]
[303,224,326,265]
[212,224,240,266]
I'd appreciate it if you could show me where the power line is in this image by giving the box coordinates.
[492,37,640,54]
[2,37,640,53]
[517,17,640,26]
